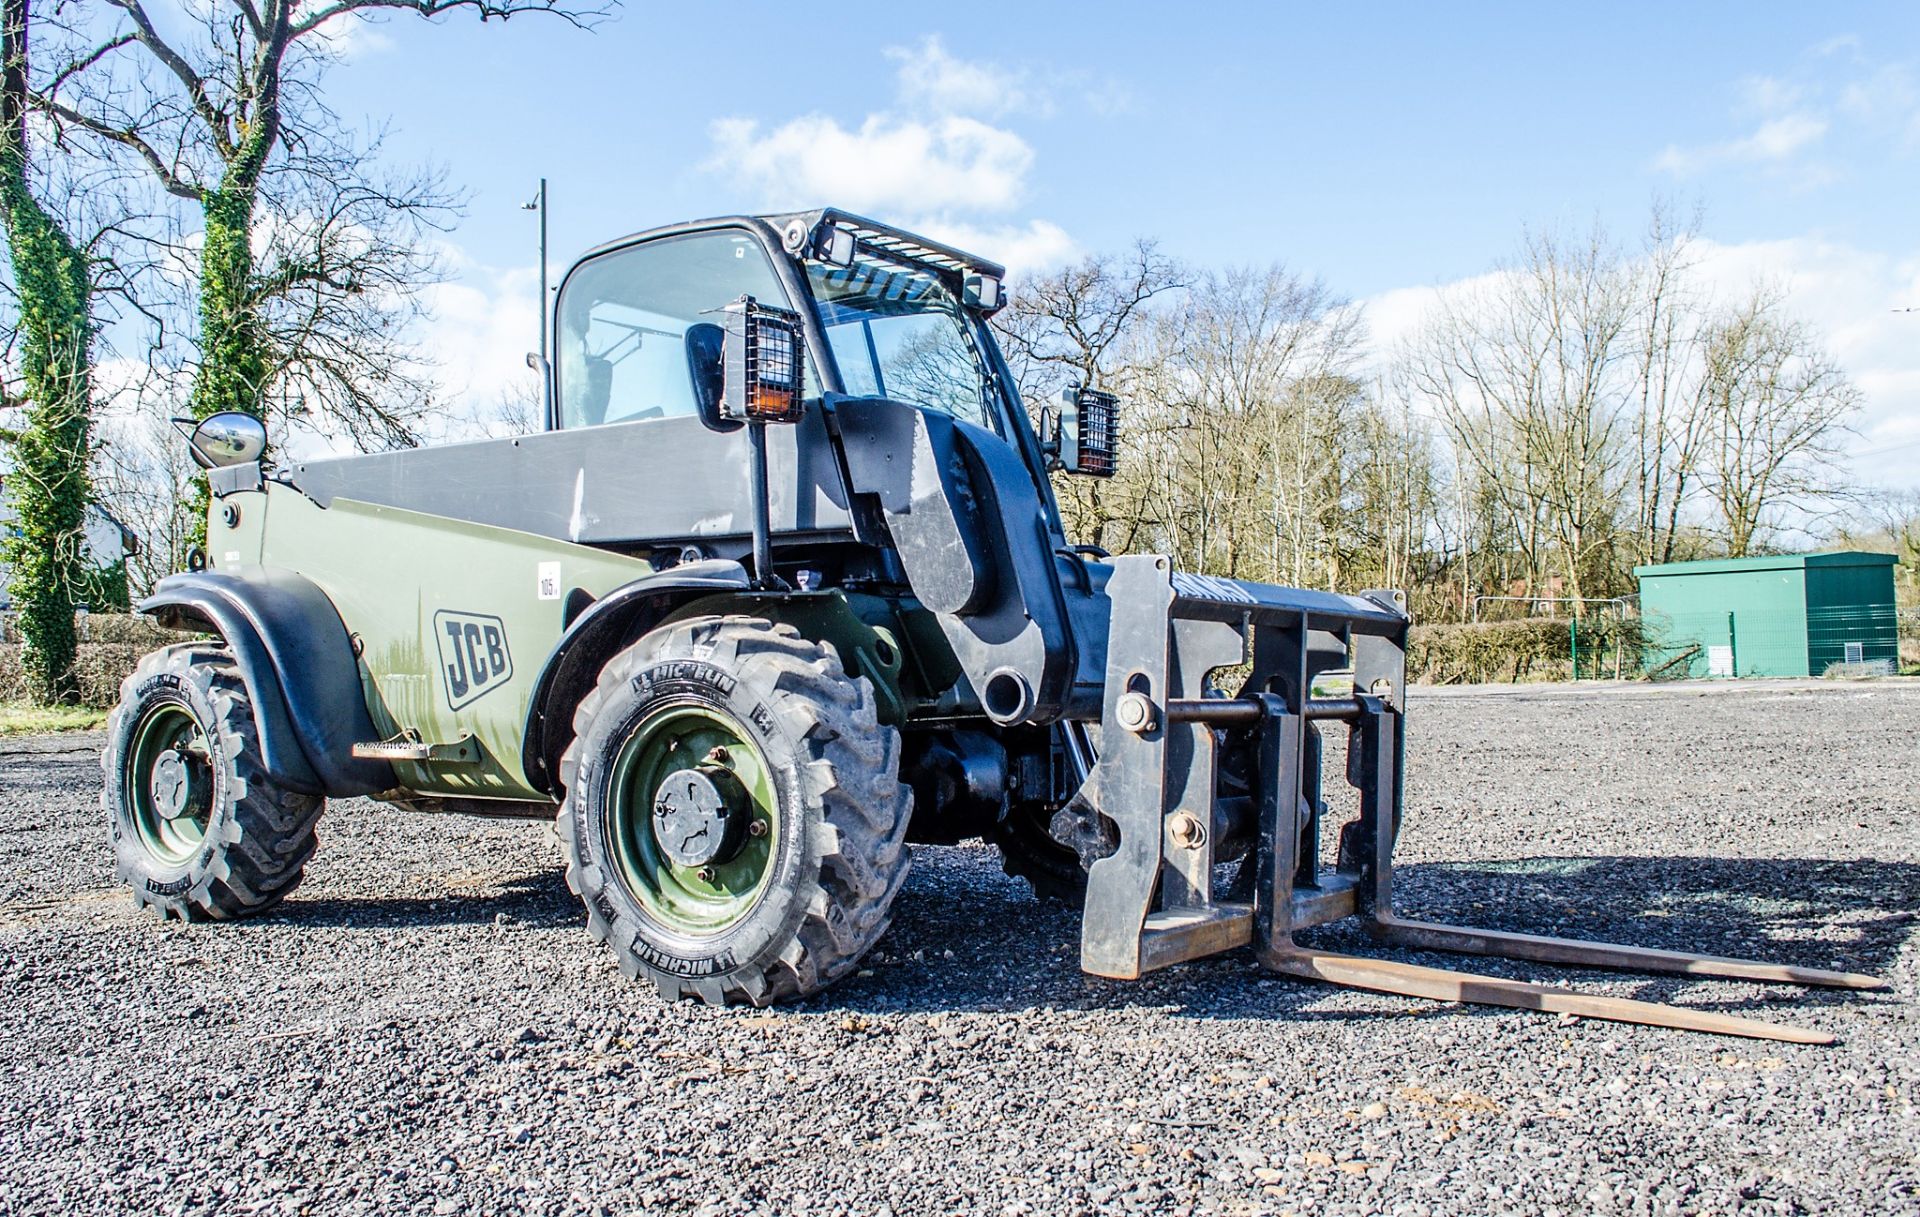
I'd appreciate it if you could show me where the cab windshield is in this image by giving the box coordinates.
[806,255,1001,434]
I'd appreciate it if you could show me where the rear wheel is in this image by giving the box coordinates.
[990,803,1087,906]
[558,616,912,1005]
[102,645,323,920]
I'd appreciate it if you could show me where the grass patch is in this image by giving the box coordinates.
[1309,668,1356,698]
[0,701,109,736]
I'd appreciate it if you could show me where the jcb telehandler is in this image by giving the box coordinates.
[106,209,1881,1040]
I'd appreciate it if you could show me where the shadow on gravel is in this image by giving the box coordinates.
[275,871,579,931]
[812,851,1919,1023]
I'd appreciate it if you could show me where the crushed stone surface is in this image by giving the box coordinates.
[1,679,1915,1215]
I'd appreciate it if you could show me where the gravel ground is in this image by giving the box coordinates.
[1,679,1916,1217]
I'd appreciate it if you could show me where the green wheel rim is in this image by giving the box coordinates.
[607,705,779,937]
[126,702,214,866]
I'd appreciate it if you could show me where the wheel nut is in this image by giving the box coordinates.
[705,746,731,765]
[697,867,716,883]
[748,819,768,838]
[1116,691,1157,734]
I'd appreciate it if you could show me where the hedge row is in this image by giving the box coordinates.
[0,614,189,707]
[1407,616,1646,685]
[0,612,178,647]
[0,644,150,707]
[6,612,1655,709]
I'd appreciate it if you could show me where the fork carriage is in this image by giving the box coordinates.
[1076,556,1880,1044]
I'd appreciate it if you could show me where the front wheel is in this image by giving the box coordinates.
[990,803,1088,906]
[102,645,323,919]
[557,616,912,1005]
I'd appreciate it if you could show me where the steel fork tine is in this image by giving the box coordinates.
[1262,943,1837,1045]
[1371,916,1886,991]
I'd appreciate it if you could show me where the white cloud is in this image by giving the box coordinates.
[1739,113,1830,159]
[1363,270,1508,361]
[376,243,543,446]
[886,36,1039,118]
[1656,42,1920,180]
[705,35,1069,249]
[1813,33,1865,60]
[912,217,1079,273]
[1687,235,1920,483]
[1655,113,1829,175]
[1080,79,1136,118]
[307,13,396,59]
[707,113,1034,215]
[1838,62,1917,120]
[1737,74,1807,116]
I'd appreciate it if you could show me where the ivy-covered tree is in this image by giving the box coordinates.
[0,0,93,703]
[36,0,603,434]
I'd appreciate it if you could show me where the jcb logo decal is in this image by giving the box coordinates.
[434,610,513,710]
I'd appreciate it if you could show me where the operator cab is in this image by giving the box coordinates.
[287,209,1117,575]
[549,209,1111,471]
[555,230,799,429]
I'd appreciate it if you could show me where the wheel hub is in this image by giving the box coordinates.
[652,764,749,869]
[150,750,191,819]
[126,704,214,865]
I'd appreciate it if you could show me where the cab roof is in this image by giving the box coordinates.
[578,208,1007,283]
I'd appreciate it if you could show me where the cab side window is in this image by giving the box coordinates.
[555,231,790,429]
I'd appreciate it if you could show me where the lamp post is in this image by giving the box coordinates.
[522,178,550,426]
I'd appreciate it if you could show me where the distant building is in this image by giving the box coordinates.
[0,473,139,611]
[1635,551,1900,678]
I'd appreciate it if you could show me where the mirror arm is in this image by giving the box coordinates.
[1037,405,1063,470]
[746,421,788,592]
[169,416,219,469]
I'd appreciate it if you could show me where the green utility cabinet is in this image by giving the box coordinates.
[1635,551,1899,678]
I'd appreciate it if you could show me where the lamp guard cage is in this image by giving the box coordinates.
[722,295,806,424]
[1074,387,1119,477]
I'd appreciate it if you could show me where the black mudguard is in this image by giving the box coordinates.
[521,558,753,794]
[139,569,395,797]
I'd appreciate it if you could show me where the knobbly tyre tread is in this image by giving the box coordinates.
[102,644,324,920]
[556,616,913,1006]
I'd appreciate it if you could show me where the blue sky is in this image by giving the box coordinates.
[320,3,1920,482]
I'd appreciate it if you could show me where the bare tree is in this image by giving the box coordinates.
[995,239,1184,399]
[90,381,199,594]
[1627,203,1715,566]
[1832,487,1920,614]
[1403,223,1635,613]
[992,241,1184,551]
[1700,288,1860,555]
[1134,265,1365,584]
[247,141,455,448]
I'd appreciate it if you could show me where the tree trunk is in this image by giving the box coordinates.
[1,0,94,704]
[190,185,268,421]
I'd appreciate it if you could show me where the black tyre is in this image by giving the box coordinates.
[557,616,912,1005]
[102,644,323,920]
[990,804,1087,906]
